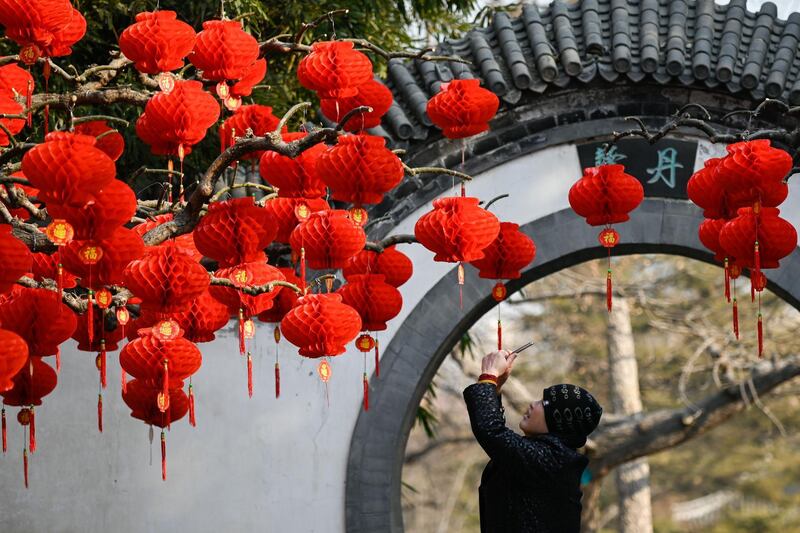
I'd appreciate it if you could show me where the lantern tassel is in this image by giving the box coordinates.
[97,394,103,433]
[2,407,6,453]
[497,319,503,351]
[606,269,613,312]
[161,361,169,409]
[238,309,246,355]
[87,290,94,345]
[29,407,35,453]
[363,373,369,411]
[751,278,756,303]
[733,298,739,340]
[121,368,127,394]
[160,430,167,481]
[274,362,281,399]
[23,447,28,489]
[374,339,380,379]
[188,384,196,427]
[757,313,764,358]
[55,349,61,373]
[99,345,107,390]
[247,352,253,398]
[754,241,761,281]
[57,262,64,301]
[724,259,731,303]
[25,78,32,127]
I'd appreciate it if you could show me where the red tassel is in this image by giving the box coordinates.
[23,448,28,489]
[247,352,253,398]
[188,384,196,427]
[363,373,369,411]
[87,290,94,345]
[374,340,380,379]
[733,298,739,340]
[160,431,167,481]
[606,269,613,312]
[751,279,755,303]
[274,363,281,398]
[99,344,107,389]
[162,361,169,403]
[724,259,731,303]
[238,309,246,355]
[300,247,307,292]
[121,368,127,394]
[57,263,63,301]
[1,408,6,453]
[25,78,32,127]
[497,319,503,351]
[754,241,761,281]
[55,349,61,373]
[29,407,35,453]
[97,394,103,433]
[757,313,764,358]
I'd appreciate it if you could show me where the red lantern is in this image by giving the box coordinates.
[209,260,285,316]
[297,41,373,99]
[123,245,210,314]
[716,140,792,208]
[62,227,145,289]
[22,131,117,208]
[290,209,367,269]
[44,6,85,57]
[470,222,536,280]
[688,158,734,219]
[219,105,282,156]
[0,225,31,295]
[414,197,500,262]
[71,309,125,352]
[189,19,259,83]
[259,132,328,198]
[568,165,644,226]
[0,328,27,392]
[122,379,189,427]
[698,218,729,262]
[0,286,76,357]
[343,246,413,288]
[257,268,301,323]
[47,179,137,241]
[231,58,267,98]
[118,10,196,75]
[193,197,278,267]
[136,80,220,158]
[281,293,362,357]
[316,134,404,206]
[319,79,393,131]
[120,328,201,384]
[73,120,125,161]
[135,290,230,344]
[30,252,77,288]
[719,207,797,270]
[0,63,33,97]
[0,95,24,146]
[264,197,330,243]
[426,79,500,139]
[0,0,81,58]
[337,274,402,331]
[0,357,57,406]
[133,214,201,261]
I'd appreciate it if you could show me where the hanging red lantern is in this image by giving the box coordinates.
[414,197,500,262]
[118,10,196,76]
[257,267,301,323]
[0,1,82,59]
[219,105,282,156]
[290,209,367,269]
[0,225,31,295]
[44,6,85,57]
[426,79,500,139]
[470,222,536,280]
[22,131,117,208]
[0,328,27,392]
[136,80,220,158]
[568,165,644,226]
[698,218,729,262]
[688,158,734,219]
[189,19,259,85]
[123,245,210,314]
[0,63,33,97]
[716,140,792,208]
[343,246,413,288]
[316,134,404,206]
[337,274,402,331]
[264,197,330,243]
[231,58,267,98]
[0,286,76,357]
[0,357,57,407]
[136,290,230,344]
[319,79,393,131]
[120,328,201,384]
[47,179,137,240]
[71,308,125,352]
[133,214,201,261]
[0,95,24,146]
[122,379,189,427]
[72,120,125,162]
[193,197,278,267]
[259,132,328,198]
[30,252,77,288]
[61,227,145,289]
[297,41,373,98]
[719,207,797,270]
[209,260,286,317]
[281,293,362,357]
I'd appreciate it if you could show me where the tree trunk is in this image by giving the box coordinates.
[607,297,653,533]
[580,476,605,533]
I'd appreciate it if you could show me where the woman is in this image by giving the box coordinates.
[463,350,603,532]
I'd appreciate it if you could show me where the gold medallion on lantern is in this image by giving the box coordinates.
[598,228,620,248]
[356,334,375,352]
[116,306,130,326]
[157,392,170,413]
[492,282,507,302]
[224,95,242,112]
[45,219,74,245]
[317,360,332,382]
[216,81,230,99]
[349,207,368,226]
[243,319,256,340]
[231,267,253,287]
[294,203,310,222]
[78,244,103,265]
[19,45,40,65]
[156,72,176,93]
[95,288,113,309]
[152,319,182,341]
[273,326,281,343]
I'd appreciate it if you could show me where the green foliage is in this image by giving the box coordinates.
[415,380,439,438]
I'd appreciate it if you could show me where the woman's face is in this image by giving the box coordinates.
[519,399,549,436]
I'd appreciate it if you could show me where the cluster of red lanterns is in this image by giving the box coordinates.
[690,140,795,355]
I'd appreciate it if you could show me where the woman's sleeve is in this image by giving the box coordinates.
[463,383,569,477]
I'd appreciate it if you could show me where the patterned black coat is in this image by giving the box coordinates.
[463,383,588,533]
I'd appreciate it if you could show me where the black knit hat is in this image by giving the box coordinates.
[542,384,603,447]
